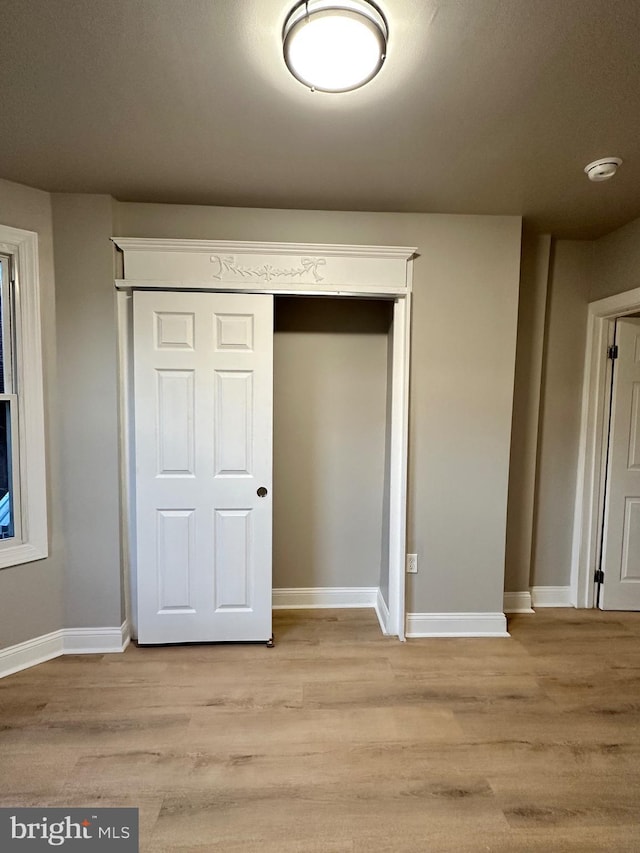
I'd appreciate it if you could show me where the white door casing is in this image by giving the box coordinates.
[572,286,640,608]
[600,317,640,610]
[134,290,273,643]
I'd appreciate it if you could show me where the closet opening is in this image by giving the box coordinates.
[273,297,394,627]
[114,237,415,643]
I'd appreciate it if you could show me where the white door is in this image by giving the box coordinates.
[600,317,640,610]
[133,290,273,643]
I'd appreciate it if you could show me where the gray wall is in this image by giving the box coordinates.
[526,217,640,593]
[531,240,591,587]
[590,215,640,301]
[4,179,638,652]
[51,194,123,628]
[0,179,65,648]
[522,217,640,594]
[115,203,522,614]
[505,232,551,592]
[0,187,525,645]
[273,297,390,589]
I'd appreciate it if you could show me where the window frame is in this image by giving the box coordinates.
[0,253,20,543]
[0,224,48,568]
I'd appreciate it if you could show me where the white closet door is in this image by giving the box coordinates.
[601,317,640,610]
[133,290,273,643]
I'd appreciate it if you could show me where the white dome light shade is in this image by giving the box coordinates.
[283,1,388,93]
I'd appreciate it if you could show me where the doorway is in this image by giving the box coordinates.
[573,285,640,609]
[595,316,640,609]
[114,237,415,641]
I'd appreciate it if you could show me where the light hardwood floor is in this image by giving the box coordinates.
[1,608,640,852]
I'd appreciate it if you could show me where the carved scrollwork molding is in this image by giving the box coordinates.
[210,254,326,283]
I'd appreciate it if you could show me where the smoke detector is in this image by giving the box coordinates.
[584,157,622,182]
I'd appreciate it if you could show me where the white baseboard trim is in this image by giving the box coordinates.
[406,612,509,638]
[531,586,573,607]
[0,621,130,679]
[272,587,378,609]
[503,591,534,613]
[63,621,131,654]
[375,588,390,635]
[0,630,63,679]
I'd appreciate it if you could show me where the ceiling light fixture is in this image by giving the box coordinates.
[584,157,623,182]
[283,0,388,93]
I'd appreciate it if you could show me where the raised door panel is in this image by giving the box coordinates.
[155,312,195,350]
[157,510,196,613]
[620,498,640,581]
[156,370,195,477]
[214,371,253,477]
[627,383,640,470]
[215,313,254,351]
[214,509,252,610]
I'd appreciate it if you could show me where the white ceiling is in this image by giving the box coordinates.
[1,0,639,238]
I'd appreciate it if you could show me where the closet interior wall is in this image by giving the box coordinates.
[273,297,393,593]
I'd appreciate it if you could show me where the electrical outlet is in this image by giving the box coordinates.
[406,553,418,574]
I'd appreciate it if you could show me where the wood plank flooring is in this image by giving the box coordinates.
[1,608,640,851]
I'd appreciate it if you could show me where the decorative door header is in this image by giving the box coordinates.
[113,238,416,297]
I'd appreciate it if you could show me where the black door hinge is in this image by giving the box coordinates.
[594,569,605,584]
[608,345,619,360]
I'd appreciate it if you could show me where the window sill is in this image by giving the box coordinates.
[0,540,48,570]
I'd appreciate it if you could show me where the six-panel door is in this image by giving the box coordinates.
[133,290,273,643]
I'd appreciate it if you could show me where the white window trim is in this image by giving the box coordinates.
[0,224,48,567]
